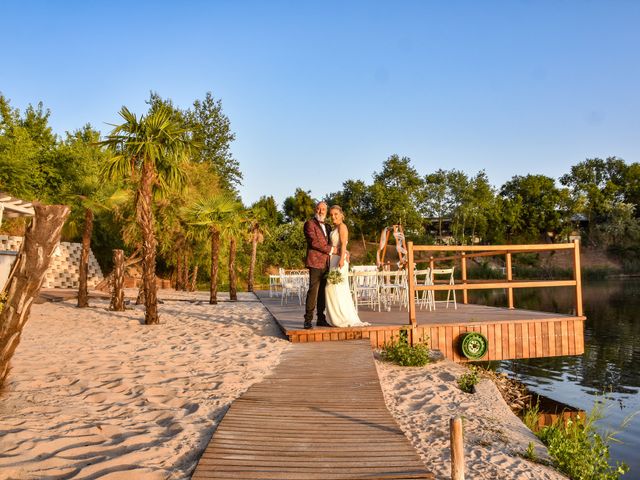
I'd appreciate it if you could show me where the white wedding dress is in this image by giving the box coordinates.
[326,228,370,327]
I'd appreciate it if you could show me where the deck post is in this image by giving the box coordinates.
[506,252,514,309]
[461,252,468,304]
[573,239,583,317]
[450,417,465,480]
[407,241,417,344]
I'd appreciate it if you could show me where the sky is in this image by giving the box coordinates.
[2,0,639,207]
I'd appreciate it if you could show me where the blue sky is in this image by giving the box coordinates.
[3,1,639,206]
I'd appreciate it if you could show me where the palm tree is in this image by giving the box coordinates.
[101,106,192,324]
[245,205,270,292]
[219,209,245,301]
[185,195,237,304]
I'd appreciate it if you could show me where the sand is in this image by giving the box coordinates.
[1,290,566,479]
[376,358,568,479]
[0,292,289,480]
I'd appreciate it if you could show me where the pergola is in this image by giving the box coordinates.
[0,192,35,226]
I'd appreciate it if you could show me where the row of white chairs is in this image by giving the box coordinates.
[270,265,457,311]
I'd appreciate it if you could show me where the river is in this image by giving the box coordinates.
[470,278,640,478]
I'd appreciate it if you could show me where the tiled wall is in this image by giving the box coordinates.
[0,235,104,288]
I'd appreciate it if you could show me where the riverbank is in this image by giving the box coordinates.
[1,293,565,479]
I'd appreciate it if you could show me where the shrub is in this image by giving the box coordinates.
[524,399,629,480]
[457,365,480,393]
[380,331,431,367]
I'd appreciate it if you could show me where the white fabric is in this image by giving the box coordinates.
[326,228,370,327]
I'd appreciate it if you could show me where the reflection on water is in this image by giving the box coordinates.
[470,279,640,478]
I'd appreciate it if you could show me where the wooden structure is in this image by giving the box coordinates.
[259,241,586,362]
[192,340,433,479]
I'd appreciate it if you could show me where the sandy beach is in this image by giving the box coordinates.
[0,292,289,480]
[376,359,567,479]
[1,291,565,479]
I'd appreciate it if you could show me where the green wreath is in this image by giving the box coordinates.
[460,332,488,359]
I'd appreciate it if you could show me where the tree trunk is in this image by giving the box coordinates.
[175,250,183,290]
[135,281,145,305]
[110,249,125,311]
[210,226,220,305]
[190,265,199,292]
[0,203,70,386]
[229,237,237,301]
[361,232,367,257]
[77,207,94,308]
[181,251,190,291]
[138,160,159,324]
[248,228,258,292]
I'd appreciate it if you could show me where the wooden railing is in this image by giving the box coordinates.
[406,240,584,330]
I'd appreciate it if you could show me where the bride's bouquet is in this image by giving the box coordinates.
[326,268,344,285]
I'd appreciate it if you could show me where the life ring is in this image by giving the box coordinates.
[460,332,488,359]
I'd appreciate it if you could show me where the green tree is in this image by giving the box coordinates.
[370,155,423,234]
[500,174,572,242]
[101,106,193,324]
[283,188,315,222]
[189,92,241,192]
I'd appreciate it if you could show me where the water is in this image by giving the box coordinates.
[471,279,640,478]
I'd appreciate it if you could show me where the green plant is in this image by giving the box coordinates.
[457,365,480,393]
[522,401,541,431]
[523,441,537,461]
[380,331,431,367]
[535,400,629,480]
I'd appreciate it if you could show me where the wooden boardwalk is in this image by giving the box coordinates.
[193,340,433,479]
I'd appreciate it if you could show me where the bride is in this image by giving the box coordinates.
[325,205,370,327]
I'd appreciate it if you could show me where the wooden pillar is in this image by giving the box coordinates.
[506,252,514,309]
[407,242,417,344]
[461,252,468,304]
[450,417,465,480]
[573,239,583,316]
[110,249,125,312]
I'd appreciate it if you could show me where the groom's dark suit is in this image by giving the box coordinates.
[303,217,332,328]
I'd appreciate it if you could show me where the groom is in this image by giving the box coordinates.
[303,201,337,329]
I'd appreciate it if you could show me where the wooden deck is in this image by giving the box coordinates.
[192,340,433,479]
[256,291,585,362]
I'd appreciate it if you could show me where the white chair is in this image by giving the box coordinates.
[431,267,457,309]
[269,274,282,297]
[350,270,381,312]
[279,270,305,306]
[380,268,408,311]
[413,268,435,310]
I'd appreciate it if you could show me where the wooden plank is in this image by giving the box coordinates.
[494,323,503,360]
[528,323,536,359]
[574,319,585,354]
[534,322,543,358]
[521,322,530,359]
[502,323,509,360]
[560,320,569,355]
[547,321,556,357]
[452,326,461,362]
[555,321,563,355]
[515,323,523,359]
[508,323,516,359]
[445,326,453,360]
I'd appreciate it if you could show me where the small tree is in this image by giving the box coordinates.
[185,195,237,304]
[0,203,70,386]
[101,106,193,324]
